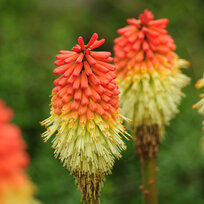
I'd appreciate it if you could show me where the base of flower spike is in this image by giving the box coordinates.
[74,171,104,204]
[118,58,190,136]
[41,111,130,200]
[135,124,160,160]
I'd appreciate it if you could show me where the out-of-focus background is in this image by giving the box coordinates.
[0,0,204,203]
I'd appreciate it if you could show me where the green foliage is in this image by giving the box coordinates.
[0,0,204,203]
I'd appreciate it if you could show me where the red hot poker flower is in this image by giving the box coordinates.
[41,33,130,203]
[113,10,190,136]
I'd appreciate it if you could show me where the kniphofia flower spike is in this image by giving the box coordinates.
[114,9,190,140]
[193,75,204,149]
[114,10,190,203]
[41,33,129,203]
[0,100,40,204]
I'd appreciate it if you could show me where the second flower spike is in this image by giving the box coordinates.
[114,9,190,204]
[193,75,204,149]
[41,33,130,203]
[114,9,190,143]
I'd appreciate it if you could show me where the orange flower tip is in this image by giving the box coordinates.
[72,44,82,52]
[195,79,204,89]
[126,18,139,26]
[105,57,114,63]
[85,48,91,55]
[87,33,98,48]
[139,9,154,24]
[90,38,105,49]
[54,60,63,66]
[76,53,84,64]
[86,54,96,66]
[78,36,85,50]
[192,104,198,109]
[186,61,190,67]
[195,84,200,89]
[59,50,72,54]
[90,51,112,59]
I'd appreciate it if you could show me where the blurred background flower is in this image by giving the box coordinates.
[0,100,40,204]
[0,0,204,203]
[194,75,204,150]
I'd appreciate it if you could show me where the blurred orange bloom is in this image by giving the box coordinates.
[0,100,40,204]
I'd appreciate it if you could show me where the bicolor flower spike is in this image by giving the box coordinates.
[114,9,190,138]
[193,75,204,149]
[41,33,129,203]
[0,100,40,204]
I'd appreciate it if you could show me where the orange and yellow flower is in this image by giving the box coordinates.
[0,100,40,204]
[41,33,129,202]
[193,75,204,148]
[114,10,190,136]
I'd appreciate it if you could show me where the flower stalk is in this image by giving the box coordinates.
[141,157,157,204]
[136,124,160,204]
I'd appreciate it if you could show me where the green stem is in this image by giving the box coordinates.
[141,157,158,204]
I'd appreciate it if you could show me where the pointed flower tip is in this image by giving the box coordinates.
[87,33,99,48]
[139,9,154,24]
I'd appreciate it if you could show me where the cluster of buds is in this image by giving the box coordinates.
[114,10,190,158]
[41,33,129,203]
[193,75,204,149]
[0,100,40,204]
